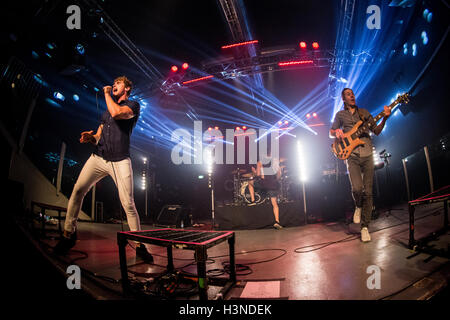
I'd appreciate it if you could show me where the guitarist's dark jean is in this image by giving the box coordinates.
[346,154,374,228]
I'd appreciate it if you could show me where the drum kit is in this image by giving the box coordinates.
[231,158,294,205]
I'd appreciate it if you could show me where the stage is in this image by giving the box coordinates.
[10,201,449,301]
[215,201,305,230]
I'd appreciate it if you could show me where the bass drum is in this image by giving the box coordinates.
[239,180,263,204]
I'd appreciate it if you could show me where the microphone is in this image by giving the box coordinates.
[379,149,386,155]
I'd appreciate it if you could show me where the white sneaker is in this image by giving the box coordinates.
[361,227,371,242]
[353,207,362,224]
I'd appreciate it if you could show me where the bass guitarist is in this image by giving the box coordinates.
[329,88,390,242]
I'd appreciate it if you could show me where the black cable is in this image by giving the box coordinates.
[378,261,449,300]
[293,207,444,253]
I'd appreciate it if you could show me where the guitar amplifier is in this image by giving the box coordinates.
[155,205,190,228]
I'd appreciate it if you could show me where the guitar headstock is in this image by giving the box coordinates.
[394,93,410,105]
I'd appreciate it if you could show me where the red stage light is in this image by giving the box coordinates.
[171,65,178,72]
[221,40,258,49]
[306,113,311,118]
[299,41,307,49]
[208,127,212,131]
[182,75,214,85]
[236,127,240,131]
[242,126,247,130]
[182,63,189,70]
[313,112,317,117]
[214,126,219,130]
[278,60,314,67]
[312,42,319,49]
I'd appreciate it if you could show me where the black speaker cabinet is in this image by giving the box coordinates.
[155,205,189,228]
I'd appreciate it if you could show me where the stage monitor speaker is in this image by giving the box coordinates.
[155,205,190,228]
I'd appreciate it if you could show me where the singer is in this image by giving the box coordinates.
[54,76,153,262]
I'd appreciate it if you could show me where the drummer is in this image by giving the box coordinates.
[234,164,257,206]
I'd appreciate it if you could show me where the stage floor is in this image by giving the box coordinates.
[17,202,450,300]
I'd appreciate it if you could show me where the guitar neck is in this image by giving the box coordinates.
[373,100,397,123]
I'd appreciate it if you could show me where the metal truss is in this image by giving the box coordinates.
[328,0,356,98]
[81,0,162,83]
[160,48,383,94]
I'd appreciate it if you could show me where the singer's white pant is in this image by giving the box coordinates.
[64,154,141,235]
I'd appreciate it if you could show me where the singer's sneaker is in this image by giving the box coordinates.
[273,222,283,230]
[53,231,77,255]
[361,227,371,242]
[353,207,362,224]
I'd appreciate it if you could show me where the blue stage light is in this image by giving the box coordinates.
[45,98,62,108]
[421,31,429,45]
[73,94,79,101]
[76,44,85,55]
[31,51,39,59]
[423,9,429,19]
[47,43,55,50]
[53,92,65,101]
[412,43,417,56]
[427,12,433,23]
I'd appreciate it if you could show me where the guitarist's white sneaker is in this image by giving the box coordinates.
[353,207,362,224]
[361,227,371,242]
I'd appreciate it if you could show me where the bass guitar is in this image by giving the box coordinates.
[331,93,409,160]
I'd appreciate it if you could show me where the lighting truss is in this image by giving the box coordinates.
[160,48,384,94]
[327,0,356,98]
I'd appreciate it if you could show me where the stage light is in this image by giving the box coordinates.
[53,92,65,101]
[284,120,289,125]
[214,126,219,130]
[208,127,212,131]
[242,126,247,130]
[373,147,384,169]
[299,41,307,49]
[338,77,348,83]
[205,148,213,174]
[236,127,240,131]
[312,112,317,117]
[423,9,429,18]
[143,157,147,164]
[403,43,408,55]
[412,43,417,56]
[47,43,56,50]
[45,98,61,108]
[171,65,178,72]
[312,42,319,49]
[198,175,204,179]
[73,94,79,101]
[427,12,433,23]
[278,121,283,125]
[45,52,52,58]
[221,40,258,49]
[278,60,314,67]
[31,51,39,59]
[297,140,307,182]
[421,31,429,45]
[93,87,99,92]
[306,113,311,118]
[75,44,85,55]
[182,63,189,70]
[182,75,214,85]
